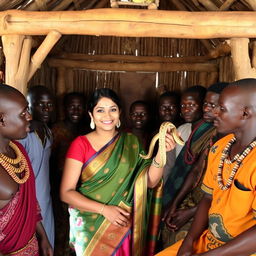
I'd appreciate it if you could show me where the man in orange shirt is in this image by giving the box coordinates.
[156,78,256,256]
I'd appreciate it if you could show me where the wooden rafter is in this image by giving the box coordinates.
[48,57,218,72]
[0,9,256,39]
[54,53,215,63]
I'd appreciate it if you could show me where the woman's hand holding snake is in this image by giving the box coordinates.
[141,122,184,167]
[163,130,176,152]
[102,205,131,227]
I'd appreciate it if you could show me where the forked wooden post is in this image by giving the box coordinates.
[15,36,32,94]
[1,30,61,94]
[229,38,256,80]
[2,35,25,91]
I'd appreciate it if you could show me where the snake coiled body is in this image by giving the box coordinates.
[140,122,184,167]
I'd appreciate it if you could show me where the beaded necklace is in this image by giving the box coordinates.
[0,142,30,184]
[217,137,256,190]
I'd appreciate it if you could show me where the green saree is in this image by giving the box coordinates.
[69,132,162,256]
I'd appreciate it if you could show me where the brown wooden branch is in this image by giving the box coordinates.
[15,36,32,94]
[28,30,61,80]
[228,38,256,79]
[2,35,24,88]
[1,9,256,38]
[48,57,218,72]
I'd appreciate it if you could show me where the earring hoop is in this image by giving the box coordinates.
[116,120,121,128]
[90,118,95,129]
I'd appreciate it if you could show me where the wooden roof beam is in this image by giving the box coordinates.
[1,9,256,39]
[54,53,215,63]
[48,57,218,72]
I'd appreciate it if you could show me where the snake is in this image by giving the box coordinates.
[140,122,185,168]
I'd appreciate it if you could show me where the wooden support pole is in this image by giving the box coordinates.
[1,9,256,39]
[15,36,32,94]
[48,58,218,72]
[229,38,256,80]
[28,30,61,81]
[2,35,24,89]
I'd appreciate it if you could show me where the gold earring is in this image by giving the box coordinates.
[116,120,121,128]
[90,118,95,129]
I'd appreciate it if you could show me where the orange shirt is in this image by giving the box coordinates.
[202,134,256,242]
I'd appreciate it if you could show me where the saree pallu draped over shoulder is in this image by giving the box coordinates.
[69,133,163,256]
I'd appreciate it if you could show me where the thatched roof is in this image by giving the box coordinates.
[0,0,255,96]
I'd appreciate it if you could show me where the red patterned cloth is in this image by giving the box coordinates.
[0,141,41,255]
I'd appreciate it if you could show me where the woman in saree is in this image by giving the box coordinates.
[60,88,175,256]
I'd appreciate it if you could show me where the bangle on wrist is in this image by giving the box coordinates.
[99,204,106,215]
[151,157,161,168]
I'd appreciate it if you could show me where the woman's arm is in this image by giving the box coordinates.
[60,158,130,227]
[147,133,175,188]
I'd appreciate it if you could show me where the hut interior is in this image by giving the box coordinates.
[0,0,256,122]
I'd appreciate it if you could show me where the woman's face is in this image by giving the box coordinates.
[90,97,120,132]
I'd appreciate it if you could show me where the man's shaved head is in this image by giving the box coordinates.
[227,78,256,112]
[0,84,24,110]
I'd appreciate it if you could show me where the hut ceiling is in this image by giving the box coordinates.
[0,0,255,93]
